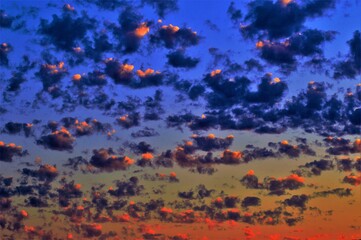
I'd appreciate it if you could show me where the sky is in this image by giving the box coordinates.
[0,0,361,239]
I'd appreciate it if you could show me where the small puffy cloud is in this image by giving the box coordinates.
[333,30,361,79]
[343,173,361,186]
[104,58,134,85]
[142,0,178,18]
[0,141,25,162]
[37,127,75,151]
[240,170,262,189]
[151,24,200,49]
[36,61,68,90]
[116,112,140,128]
[39,10,94,51]
[135,68,164,88]
[108,177,143,197]
[22,164,58,182]
[2,122,33,137]
[246,74,288,104]
[218,149,243,164]
[0,10,14,28]
[167,50,200,69]
[283,194,308,210]
[191,134,234,151]
[256,30,335,73]
[90,148,134,171]
[241,196,261,208]
[265,174,304,195]
[0,42,12,66]
[303,159,334,175]
[72,70,107,87]
[241,0,335,40]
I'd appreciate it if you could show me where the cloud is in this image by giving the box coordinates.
[22,164,59,182]
[0,42,12,66]
[333,30,361,79]
[108,177,143,197]
[0,141,25,162]
[343,173,361,186]
[104,59,134,85]
[135,68,164,88]
[241,0,335,40]
[256,30,336,73]
[90,148,134,171]
[302,159,334,175]
[116,112,140,128]
[36,61,68,90]
[245,74,288,104]
[240,170,262,189]
[2,122,33,137]
[131,127,159,138]
[191,134,234,151]
[0,10,14,28]
[142,0,178,18]
[241,196,261,208]
[265,174,304,195]
[151,24,200,49]
[39,10,94,51]
[283,194,308,210]
[167,50,200,69]
[72,70,107,87]
[227,2,242,24]
[37,127,75,151]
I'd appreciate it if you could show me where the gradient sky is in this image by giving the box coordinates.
[0,0,361,239]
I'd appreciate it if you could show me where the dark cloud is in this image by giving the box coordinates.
[0,141,25,162]
[204,71,251,109]
[108,177,143,197]
[109,7,150,54]
[167,50,200,69]
[116,112,140,128]
[104,59,134,85]
[242,147,278,162]
[142,0,178,18]
[191,134,234,151]
[227,2,242,24]
[81,223,102,237]
[36,61,68,90]
[311,188,352,198]
[39,10,95,51]
[0,43,12,66]
[343,173,361,186]
[151,24,200,49]
[333,30,361,79]
[245,74,288,104]
[0,10,14,28]
[256,30,336,72]
[90,148,134,171]
[135,69,164,88]
[37,127,75,151]
[5,72,26,92]
[127,141,154,154]
[284,194,308,210]
[2,122,33,137]
[77,0,125,10]
[242,0,335,39]
[241,196,261,208]
[72,70,107,87]
[265,174,304,195]
[240,170,262,189]
[22,164,58,182]
[302,159,334,175]
[131,127,159,138]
